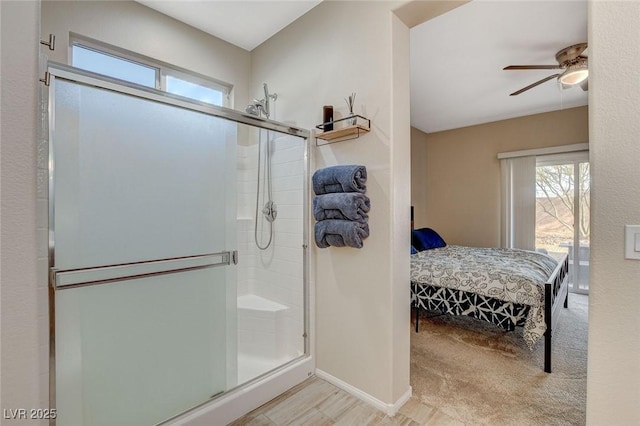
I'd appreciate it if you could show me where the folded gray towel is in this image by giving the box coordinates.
[315,220,370,249]
[313,193,370,222]
[312,165,367,195]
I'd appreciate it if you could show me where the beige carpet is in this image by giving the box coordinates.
[411,294,588,425]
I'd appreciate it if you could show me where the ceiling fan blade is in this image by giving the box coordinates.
[503,65,562,70]
[509,74,561,96]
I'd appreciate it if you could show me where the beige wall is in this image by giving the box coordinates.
[411,106,588,247]
[587,1,640,423]
[250,1,411,405]
[41,0,251,109]
[1,0,44,416]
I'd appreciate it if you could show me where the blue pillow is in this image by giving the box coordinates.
[411,245,418,254]
[412,228,446,251]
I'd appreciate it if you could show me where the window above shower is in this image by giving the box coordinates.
[70,36,231,107]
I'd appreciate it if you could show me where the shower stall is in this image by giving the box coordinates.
[47,63,310,425]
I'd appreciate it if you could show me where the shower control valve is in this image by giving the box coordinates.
[262,201,277,223]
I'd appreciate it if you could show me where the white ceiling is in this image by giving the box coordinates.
[411,0,588,133]
[136,1,322,51]
[137,0,588,134]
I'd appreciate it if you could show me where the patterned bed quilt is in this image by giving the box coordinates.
[410,245,558,349]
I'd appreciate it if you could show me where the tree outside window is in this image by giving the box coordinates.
[535,162,590,258]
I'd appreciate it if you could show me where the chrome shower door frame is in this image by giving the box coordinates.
[47,62,311,426]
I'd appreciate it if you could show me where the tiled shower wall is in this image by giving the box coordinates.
[236,131,305,358]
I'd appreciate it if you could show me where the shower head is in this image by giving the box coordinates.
[245,102,262,116]
[245,104,257,116]
[245,85,277,118]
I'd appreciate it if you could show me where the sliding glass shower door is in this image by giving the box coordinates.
[51,75,237,425]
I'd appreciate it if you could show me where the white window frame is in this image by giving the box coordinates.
[69,34,232,107]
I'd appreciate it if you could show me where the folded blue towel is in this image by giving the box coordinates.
[315,220,370,249]
[313,193,370,222]
[312,165,367,195]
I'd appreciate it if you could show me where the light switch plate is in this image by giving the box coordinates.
[624,225,640,260]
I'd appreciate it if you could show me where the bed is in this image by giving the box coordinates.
[410,227,569,373]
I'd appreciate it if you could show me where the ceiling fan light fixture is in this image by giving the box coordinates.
[559,62,589,85]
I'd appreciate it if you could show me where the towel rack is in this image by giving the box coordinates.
[314,115,370,146]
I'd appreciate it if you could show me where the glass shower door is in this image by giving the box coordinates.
[51,76,237,425]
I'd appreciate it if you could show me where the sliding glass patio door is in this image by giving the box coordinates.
[535,152,590,294]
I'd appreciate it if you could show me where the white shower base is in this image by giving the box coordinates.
[237,294,298,384]
[237,353,294,384]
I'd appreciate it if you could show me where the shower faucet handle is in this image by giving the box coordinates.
[262,201,277,223]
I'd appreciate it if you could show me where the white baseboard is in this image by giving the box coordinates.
[315,369,412,416]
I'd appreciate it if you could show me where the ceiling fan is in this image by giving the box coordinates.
[504,43,588,96]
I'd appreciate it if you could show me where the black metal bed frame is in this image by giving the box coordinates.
[412,254,569,373]
[543,253,570,373]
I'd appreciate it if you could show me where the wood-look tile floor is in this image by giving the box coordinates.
[229,376,462,426]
